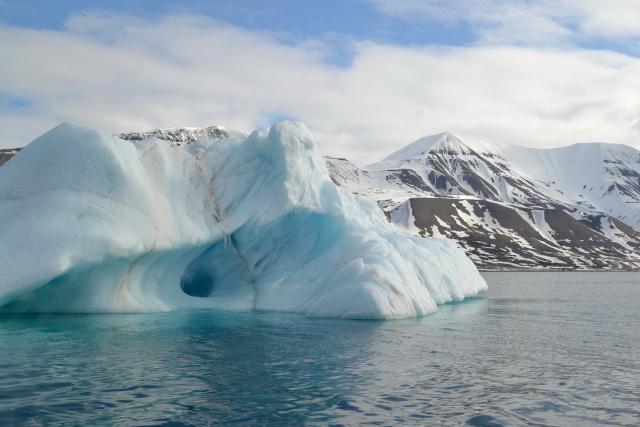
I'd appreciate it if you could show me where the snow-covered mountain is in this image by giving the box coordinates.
[327,132,640,270]
[119,125,246,144]
[3,125,639,271]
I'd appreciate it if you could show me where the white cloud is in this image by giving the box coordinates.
[0,12,639,164]
[370,0,640,45]
[562,0,640,39]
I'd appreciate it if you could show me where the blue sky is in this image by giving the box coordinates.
[1,0,639,162]
[0,0,475,53]
[3,0,636,57]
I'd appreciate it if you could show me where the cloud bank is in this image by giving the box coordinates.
[1,11,639,164]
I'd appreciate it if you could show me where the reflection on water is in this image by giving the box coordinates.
[1,272,639,425]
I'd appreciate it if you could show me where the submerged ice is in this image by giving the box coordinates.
[0,122,486,318]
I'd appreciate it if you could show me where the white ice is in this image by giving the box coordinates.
[0,122,486,319]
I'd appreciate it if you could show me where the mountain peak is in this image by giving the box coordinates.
[383,131,461,162]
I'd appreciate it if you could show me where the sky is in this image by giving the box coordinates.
[1,0,640,164]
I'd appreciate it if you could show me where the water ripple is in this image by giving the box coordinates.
[0,272,638,425]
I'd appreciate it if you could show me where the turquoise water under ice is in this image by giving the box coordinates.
[1,272,639,426]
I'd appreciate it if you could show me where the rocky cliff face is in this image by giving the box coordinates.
[118,125,245,144]
[0,148,20,167]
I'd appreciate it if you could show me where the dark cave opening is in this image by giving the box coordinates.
[180,270,214,297]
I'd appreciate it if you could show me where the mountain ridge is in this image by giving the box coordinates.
[329,131,640,270]
[3,123,639,270]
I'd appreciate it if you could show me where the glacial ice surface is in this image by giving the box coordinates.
[0,122,486,318]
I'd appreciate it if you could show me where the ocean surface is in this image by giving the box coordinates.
[1,272,639,426]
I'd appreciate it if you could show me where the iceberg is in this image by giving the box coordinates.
[0,121,486,319]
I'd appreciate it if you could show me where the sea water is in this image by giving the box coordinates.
[1,272,639,426]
